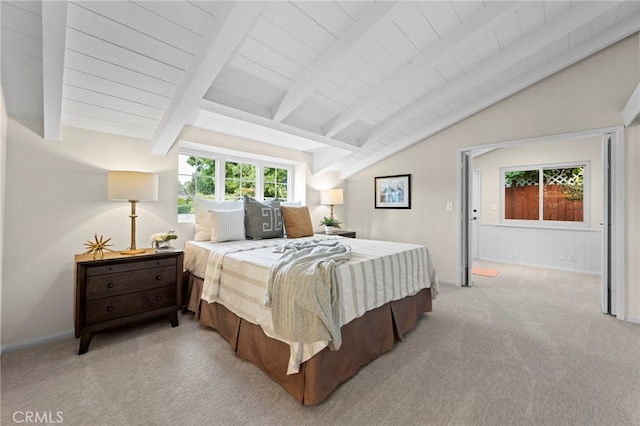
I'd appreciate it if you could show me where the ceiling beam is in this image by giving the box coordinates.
[324,1,521,138]
[42,1,68,141]
[623,83,640,127]
[200,99,359,152]
[271,1,398,124]
[310,145,353,176]
[339,11,639,179]
[361,0,622,148]
[150,2,264,155]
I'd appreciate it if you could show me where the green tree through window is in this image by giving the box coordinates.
[178,155,217,215]
[264,166,288,200]
[178,153,292,218]
[225,161,256,200]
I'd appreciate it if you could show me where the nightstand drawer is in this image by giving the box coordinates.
[85,286,176,325]
[86,265,177,300]
[86,257,176,276]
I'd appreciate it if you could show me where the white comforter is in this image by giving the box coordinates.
[184,235,438,374]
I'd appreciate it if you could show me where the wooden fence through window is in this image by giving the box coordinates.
[505,185,583,222]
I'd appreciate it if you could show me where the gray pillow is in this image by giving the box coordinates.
[243,196,283,239]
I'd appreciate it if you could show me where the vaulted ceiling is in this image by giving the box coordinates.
[1,1,638,177]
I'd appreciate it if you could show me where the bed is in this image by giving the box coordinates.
[182,232,438,405]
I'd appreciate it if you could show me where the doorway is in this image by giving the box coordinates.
[457,127,625,318]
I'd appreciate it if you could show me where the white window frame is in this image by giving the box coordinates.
[500,160,591,229]
[222,156,259,200]
[262,163,292,201]
[178,150,294,221]
[178,154,218,201]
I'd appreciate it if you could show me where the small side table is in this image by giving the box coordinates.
[324,230,356,238]
[74,249,183,354]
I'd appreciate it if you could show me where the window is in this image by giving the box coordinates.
[263,166,288,200]
[178,156,216,215]
[224,161,256,200]
[502,162,588,226]
[178,153,292,220]
[504,169,540,220]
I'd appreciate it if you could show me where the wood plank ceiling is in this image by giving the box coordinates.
[1,1,639,177]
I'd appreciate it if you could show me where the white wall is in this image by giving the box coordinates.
[1,123,179,349]
[479,226,601,273]
[625,124,640,322]
[346,34,640,320]
[306,170,347,232]
[1,88,7,341]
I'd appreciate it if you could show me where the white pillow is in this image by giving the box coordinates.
[193,198,243,241]
[209,208,246,243]
[281,200,302,207]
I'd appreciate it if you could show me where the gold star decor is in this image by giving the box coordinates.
[83,234,114,259]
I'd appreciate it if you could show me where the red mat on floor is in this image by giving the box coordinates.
[472,267,500,277]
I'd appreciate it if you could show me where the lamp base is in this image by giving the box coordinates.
[120,248,147,255]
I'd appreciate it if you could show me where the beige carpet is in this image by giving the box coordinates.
[2,261,639,425]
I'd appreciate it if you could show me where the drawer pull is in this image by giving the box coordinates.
[107,306,114,312]
[155,275,162,281]
[155,296,162,302]
[107,283,114,289]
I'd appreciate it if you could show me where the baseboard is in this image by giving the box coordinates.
[624,316,640,324]
[476,257,600,275]
[1,329,74,355]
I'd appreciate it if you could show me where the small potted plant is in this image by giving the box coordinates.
[319,216,341,234]
[151,230,178,250]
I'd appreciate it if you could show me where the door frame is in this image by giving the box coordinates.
[457,126,625,319]
[472,169,481,259]
[458,151,472,286]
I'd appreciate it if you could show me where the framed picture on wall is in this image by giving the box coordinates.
[374,174,411,209]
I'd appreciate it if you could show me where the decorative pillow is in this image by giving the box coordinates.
[193,198,243,241]
[243,196,283,239]
[280,206,314,238]
[209,208,245,243]
[281,200,302,207]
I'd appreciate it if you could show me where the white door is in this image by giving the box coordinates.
[472,169,481,259]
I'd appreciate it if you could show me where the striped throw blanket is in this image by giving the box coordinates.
[264,240,351,350]
[200,239,281,303]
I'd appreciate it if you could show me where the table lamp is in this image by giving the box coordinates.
[320,188,344,219]
[108,171,159,255]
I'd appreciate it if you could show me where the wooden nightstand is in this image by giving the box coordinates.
[74,249,183,354]
[324,230,356,238]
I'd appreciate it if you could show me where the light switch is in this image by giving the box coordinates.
[446,202,453,211]
[491,203,497,210]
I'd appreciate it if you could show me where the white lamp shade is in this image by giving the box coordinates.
[108,171,159,201]
[320,188,344,205]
